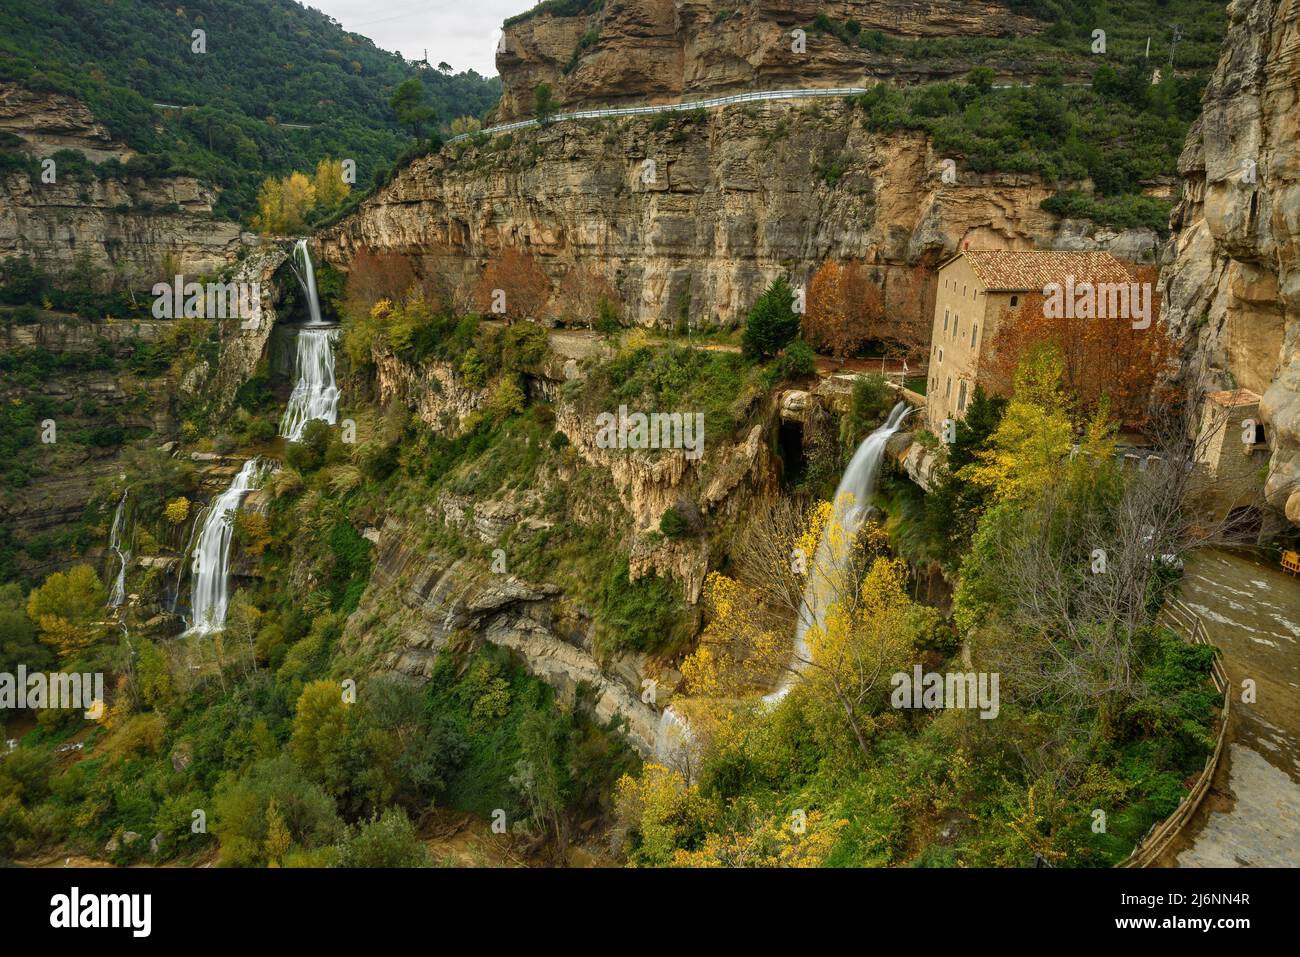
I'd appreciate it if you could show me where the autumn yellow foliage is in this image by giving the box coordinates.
[163,496,190,525]
[962,344,1115,502]
[26,565,106,659]
[679,497,913,758]
[251,170,316,235]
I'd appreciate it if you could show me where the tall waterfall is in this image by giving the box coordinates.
[765,399,912,703]
[185,458,266,635]
[655,399,914,759]
[289,238,323,326]
[279,240,340,441]
[279,328,340,441]
[108,490,129,608]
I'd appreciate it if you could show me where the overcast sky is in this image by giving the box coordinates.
[307,0,523,77]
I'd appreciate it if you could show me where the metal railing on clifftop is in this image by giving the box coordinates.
[446,86,873,143]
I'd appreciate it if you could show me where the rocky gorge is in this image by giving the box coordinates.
[0,0,1295,873]
[1162,0,1300,520]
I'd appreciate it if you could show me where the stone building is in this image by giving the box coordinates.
[925,249,1136,433]
[1193,388,1270,524]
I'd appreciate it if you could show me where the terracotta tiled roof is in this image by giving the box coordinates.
[1208,388,1261,407]
[955,249,1135,292]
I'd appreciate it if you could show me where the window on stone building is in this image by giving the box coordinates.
[958,380,968,412]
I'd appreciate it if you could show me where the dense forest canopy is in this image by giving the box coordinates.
[0,0,501,219]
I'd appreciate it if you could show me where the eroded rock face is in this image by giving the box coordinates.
[374,350,487,434]
[0,83,128,162]
[342,516,666,756]
[0,316,179,580]
[0,81,247,281]
[495,0,1044,122]
[1160,0,1300,517]
[208,242,293,416]
[319,101,1156,331]
[555,403,776,601]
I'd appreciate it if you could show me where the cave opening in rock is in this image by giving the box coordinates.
[778,421,806,489]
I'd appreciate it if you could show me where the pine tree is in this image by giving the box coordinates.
[742,276,801,360]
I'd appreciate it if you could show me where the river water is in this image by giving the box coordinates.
[1173,548,1300,866]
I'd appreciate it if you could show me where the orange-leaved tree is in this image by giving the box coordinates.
[804,260,886,357]
[984,266,1172,429]
[474,248,551,324]
[556,263,619,328]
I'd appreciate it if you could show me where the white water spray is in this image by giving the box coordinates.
[279,240,340,441]
[289,238,324,326]
[654,399,914,758]
[108,490,129,608]
[185,458,266,635]
[279,327,340,441]
[653,704,698,766]
[766,400,912,703]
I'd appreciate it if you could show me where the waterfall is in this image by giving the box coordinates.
[107,490,129,608]
[653,398,914,758]
[653,704,698,767]
[279,240,340,442]
[171,509,206,613]
[279,327,340,441]
[765,400,912,703]
[289,238,324,326]
[185,458,266,635]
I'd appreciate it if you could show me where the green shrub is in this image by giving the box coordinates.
[336,807,432,867]
[594,561,685,654]
[658,506,689,539]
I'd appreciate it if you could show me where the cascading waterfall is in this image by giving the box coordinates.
[765,399,913,703]
[171,510,207,613]
[279,240,340,441]
[185,458,266,636]
[279,327,340,441]
[655,399,914,759]
[107,490,130,608]
[653,704,698,765]
[289,238,323,326]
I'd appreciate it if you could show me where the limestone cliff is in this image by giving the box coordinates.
[336,330,782,745]
[0,315,179,581]
[206,242,294,416]
[495,0,1044,122]
[0,81,247,281]
[342,518,667,756]
[320,100,1157,331]
[1161,0,1300,519]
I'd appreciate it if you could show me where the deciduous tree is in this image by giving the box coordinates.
[985,266,1172,428]
[474,248,551,323]
[26,565,106,659]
